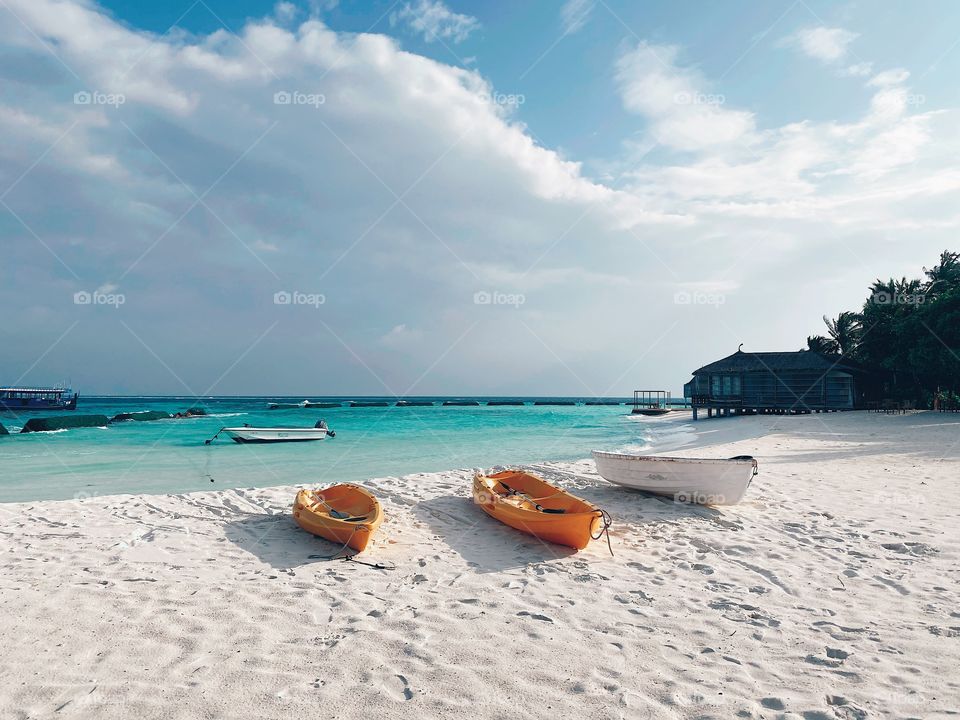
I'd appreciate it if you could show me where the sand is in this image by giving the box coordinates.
[1,410,958,719]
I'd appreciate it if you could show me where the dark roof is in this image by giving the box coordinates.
[692,350,863,375]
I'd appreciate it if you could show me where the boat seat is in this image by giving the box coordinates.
[497,481,567,514]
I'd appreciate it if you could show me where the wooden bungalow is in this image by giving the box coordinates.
[683,349,875,420]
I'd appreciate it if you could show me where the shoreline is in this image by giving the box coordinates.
[0,406,780,505]
[1,401,677,503]
[1,410,958,718]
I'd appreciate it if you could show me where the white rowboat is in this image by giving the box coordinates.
[591,451,758,505]
[217,426,330,443]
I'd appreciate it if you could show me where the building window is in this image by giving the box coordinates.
[711,374,741,396]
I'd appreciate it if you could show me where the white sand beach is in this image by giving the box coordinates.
[1,410,958,719]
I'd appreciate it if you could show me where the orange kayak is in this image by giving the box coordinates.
[473,470,605,550]
[293,484,383,553]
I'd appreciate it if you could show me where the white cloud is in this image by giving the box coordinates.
[308,0,339,13]
[253,239,280,252]
[869,68,911,87]
[380,324,424,346]
[840,61,873,77]
[274,2,298,24]
[615,42,756,151]
[561,0,595,35]
[0,0,684,394]
[617,45,952,225]
[1,0,958,396]
[788,26,858,63]
[391,0,480,44]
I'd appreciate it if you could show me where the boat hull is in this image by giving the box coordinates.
[0,392,78,412]
[473,470,602,550]
[223,427,328,443]
[293,485,383,553]
[592,451,756,505]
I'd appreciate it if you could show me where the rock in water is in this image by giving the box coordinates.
[110,410,172,423]
[20,415,111,433]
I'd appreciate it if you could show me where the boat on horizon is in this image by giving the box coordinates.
[0,385,78,412]
[592,451,758,505]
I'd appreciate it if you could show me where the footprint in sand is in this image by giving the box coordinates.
[381,674,414,701]
[928,626,960,638]
[760,697,785,710]
[881,541,938,557]
[805,647,850,668]
[517,611,553,623]
[826,695,867,720]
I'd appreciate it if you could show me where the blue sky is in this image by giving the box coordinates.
[2,0,960,395]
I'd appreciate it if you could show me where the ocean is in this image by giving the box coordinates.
[0,397,697,502]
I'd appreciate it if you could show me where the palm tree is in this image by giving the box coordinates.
[806,335,838,355]
[924,251,960,294]
[823,311,862,356]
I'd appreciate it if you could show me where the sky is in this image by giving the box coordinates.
[2,0,959,396]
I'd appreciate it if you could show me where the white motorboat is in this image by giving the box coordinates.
[205,422,334,444]
[591,451,758,505]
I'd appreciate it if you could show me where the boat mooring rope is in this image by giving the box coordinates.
[591,509,614,557]
[341,555,396,571]
[303,493,394,570]
[306,535,395,571]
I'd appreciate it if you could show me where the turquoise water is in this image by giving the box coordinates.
[0,397,695,502]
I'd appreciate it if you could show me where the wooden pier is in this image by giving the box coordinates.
[631,390,672,416]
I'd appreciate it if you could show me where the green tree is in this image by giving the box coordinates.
[812,250,960,405]
[806,335,838,354]
[823,311,862,357]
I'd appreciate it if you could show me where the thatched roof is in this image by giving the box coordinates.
[692,350,864,375]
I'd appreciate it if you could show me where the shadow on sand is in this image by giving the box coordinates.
[224,513,356,570]
[224,485,727,573]
[413,494,578,573]
[570,483,725,524]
